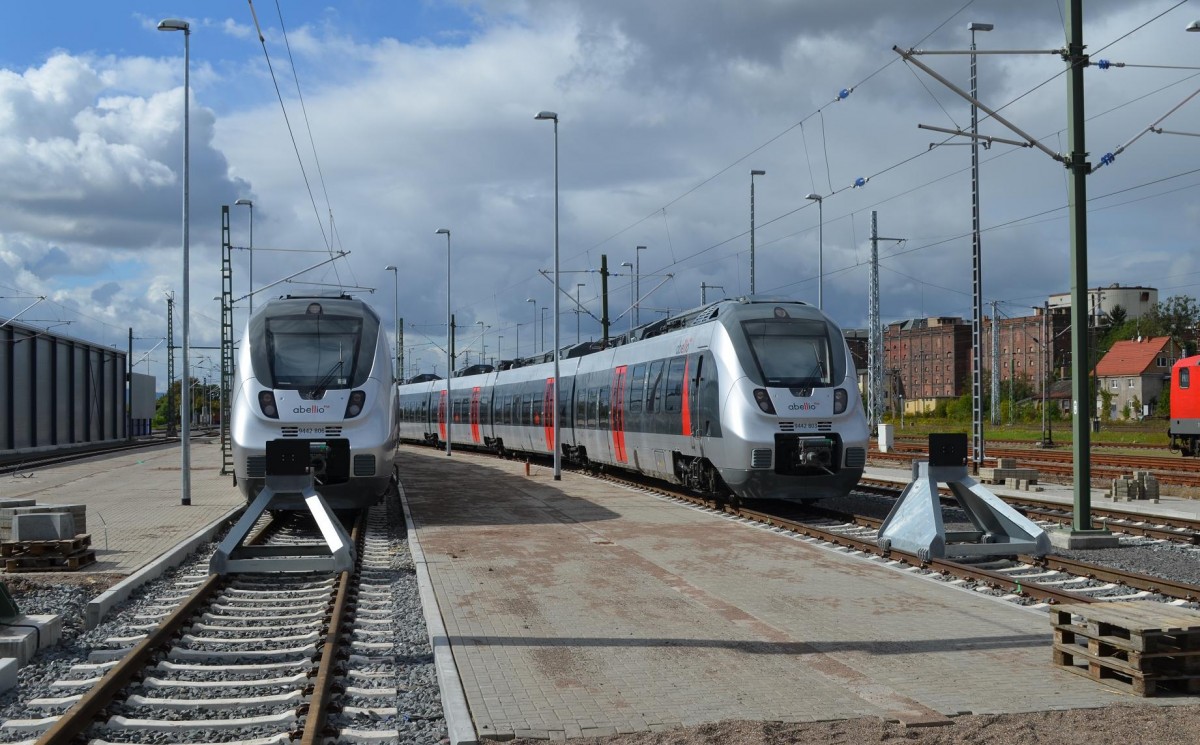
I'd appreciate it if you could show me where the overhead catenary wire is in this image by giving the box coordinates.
[246,0,332,254]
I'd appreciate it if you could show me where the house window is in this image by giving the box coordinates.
[1157,356,1167,368]
[1110,380,1119,390]
[1128,379,1135,388]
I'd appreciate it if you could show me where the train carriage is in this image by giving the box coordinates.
[398,297,867,502]
[1169,355,1200,456]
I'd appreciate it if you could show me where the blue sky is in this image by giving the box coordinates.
[1,1,1198,388]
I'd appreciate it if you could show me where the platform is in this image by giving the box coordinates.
[398,446,1199,742]
[0,437,243,576]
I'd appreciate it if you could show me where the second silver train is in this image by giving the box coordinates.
[397,297,867,502]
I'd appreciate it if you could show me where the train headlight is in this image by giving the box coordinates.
[753,388,776,415]
[258,391,279,419]
[344,390,366,418]
[834,388,848,414]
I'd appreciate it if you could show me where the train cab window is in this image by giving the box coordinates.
[664,357,685,412]
[628,364,647,413]
[599,387,611,429]
[741,317,835,388]
[646,361,665,412]
[1182,368,1191,389]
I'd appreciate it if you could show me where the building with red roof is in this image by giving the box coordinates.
[1093,336,1182,419]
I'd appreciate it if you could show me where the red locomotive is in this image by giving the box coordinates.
[1169,356,1200,456]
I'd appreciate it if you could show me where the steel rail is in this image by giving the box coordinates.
[300,511,366,745]
[858,477,1200,545]
[35,573,226,744]
[1031,554,1200,603]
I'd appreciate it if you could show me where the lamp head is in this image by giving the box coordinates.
[1188,21,1200,31]
[968,22,994,32]
[385,265,397,271]
[620,261,633,268]
[234,198,252,207]
[750,169,766,176]
[535,111,558,121]
[805,193,822,202]
[526,297,535,303]
[435,228,450,236]
[157,18,190,32]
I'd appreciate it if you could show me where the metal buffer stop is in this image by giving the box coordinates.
[211,439,356,574]
[877,433,1050,561]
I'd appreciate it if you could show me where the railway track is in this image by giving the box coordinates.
[0,437,181,477]
[3,505,413,744]
[857,477,1200,546]
[871,443,1200,487]
[584,469,1200,610]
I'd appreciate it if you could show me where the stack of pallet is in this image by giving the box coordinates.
[1052,602,1200,696]
[1,534,95,573]
[0,502,92,573]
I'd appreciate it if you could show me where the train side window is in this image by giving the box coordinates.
[599,387,611,429]
[1182,368,1190,389]
[664,357,686,412]
[628,364,646,413]
[532,394,543,426]
[646,361,665,412]
[480,397,490,425]
[587,388,598,429]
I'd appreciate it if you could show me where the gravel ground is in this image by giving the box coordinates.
[504,706,1200,745]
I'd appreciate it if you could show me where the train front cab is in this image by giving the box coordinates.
[711,304,868,501]
[1169,356,1200,456]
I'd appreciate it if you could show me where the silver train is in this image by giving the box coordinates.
[230,294,398,509]
[397,297,868,501]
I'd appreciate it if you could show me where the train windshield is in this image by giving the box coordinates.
[265,316,363,391]
[741,318,835,388]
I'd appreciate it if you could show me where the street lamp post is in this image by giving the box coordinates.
[158,17,191,506]
[804,193,823,309]
[749,170,765,295]
[541,307,547,351]
[234,198,253,315]
[968,20,993,473]
[385,265,400,381]
[576,282,586,343]
[620,261,634,332]
[526,298,537,354]
[535,109,562,480]
[436,228,451,456]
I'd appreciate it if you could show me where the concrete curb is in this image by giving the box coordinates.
[399,480,477,745]
[85,505,241,629]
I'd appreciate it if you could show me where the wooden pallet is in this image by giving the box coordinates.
[1051,602,1200,696]
[0,534,91,558]
[4,548,96,573]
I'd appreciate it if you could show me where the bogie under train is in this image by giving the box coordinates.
[231,294,398,508]
[397,297,868,501]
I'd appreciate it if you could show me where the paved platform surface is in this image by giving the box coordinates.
[1,437,243,575]
[399,445,1198,742]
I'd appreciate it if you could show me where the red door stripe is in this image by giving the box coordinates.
[612,366,627,463]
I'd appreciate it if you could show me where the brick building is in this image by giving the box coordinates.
[884,317,970,412]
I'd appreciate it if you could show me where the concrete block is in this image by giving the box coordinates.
[1144,474,1160,502]
[1,504,86,540]
[11,513,76,541]
[0,658,16,695]
[996,458,1017,469]
[1048,529,1120,550]
[0,614,62,666]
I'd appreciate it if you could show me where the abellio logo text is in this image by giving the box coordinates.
[788,402,819,411]
[293,404,330,415]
